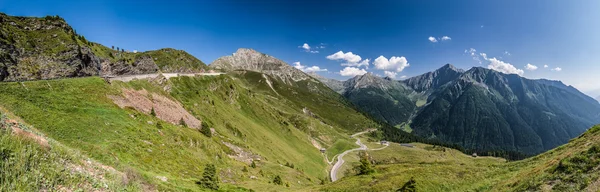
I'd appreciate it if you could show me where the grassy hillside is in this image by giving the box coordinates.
[0,109,136,191]
[320,125,600,192]
[0,71,375,191]
[319,140,505,192]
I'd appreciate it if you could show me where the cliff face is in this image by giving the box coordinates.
[0,13,206,81]
[0,14,101,81]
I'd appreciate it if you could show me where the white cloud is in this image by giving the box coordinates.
[341,59,369,68]
[504,51,511,56]
[299,43,318,53]
[551,67,562,72]
[293,61,327,72]
[428,36,438,43]
[384,71,397,79]
[399,75,408,79]
[304,66,327,72]
[326,51,362,63]
[544,64,549,68]
[339,67,367,77]
[441,36,451,41]
[373,56,410,72]
[466,48,481,64]
[301,43,310,50]
[480,53,488,60]
[525,63,538,71]
[487,58,524,75]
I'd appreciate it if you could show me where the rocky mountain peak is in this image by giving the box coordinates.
[404,64,464,92]
[210,48,311,84]
[345,73,395,90]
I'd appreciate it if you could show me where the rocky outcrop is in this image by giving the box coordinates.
[210,48,312,85]
[100,55,158,76]
[0,13,206,81]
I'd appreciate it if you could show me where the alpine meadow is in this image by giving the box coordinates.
[1,1,600,192]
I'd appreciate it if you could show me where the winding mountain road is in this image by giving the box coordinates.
[107,72,224,82]
[329,129,385,182]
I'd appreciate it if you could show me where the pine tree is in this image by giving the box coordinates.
[273,175,283,185]
[356,151,374,175]
[397,177,417,192]
[197,164,219,190]
[150,107,156,117]
[200,121,211,137]
[180,118,187,128]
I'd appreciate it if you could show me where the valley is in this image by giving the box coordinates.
[1,11,599,192]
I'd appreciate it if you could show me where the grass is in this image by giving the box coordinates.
[0,110,136,191]
[321,125,600,192]
[320,142,506,192]
[0,72,372,191]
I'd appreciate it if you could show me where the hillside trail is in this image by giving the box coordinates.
[329,129,387,182]
[107,72,224,82]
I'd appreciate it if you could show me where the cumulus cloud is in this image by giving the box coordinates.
[293,61,327,72]
[430,36,451,42]
[339,67,367,77]
[428,36,438,43]
[552,67,562,72]
[327,51,370,67]
[487,58,524,75]
[384,71,397,79]
[544,64,549,68]
[373,56,409,72]
[525,63,538,71]
[399,75,408,79]
[504,51,511,56]
[299,43,318,53]
[326,51,362,63]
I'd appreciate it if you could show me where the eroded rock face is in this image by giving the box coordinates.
[210,48,312,85]
[100,55,159,76]
[109,88,201,129]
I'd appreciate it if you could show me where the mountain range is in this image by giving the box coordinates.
[320,64,600,155]
[2,12,600,191]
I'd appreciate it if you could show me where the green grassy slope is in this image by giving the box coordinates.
[0,110,137,191]
[320,125,600,192]
[0,71,374,191]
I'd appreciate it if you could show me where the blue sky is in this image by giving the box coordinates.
[2,0,600,96]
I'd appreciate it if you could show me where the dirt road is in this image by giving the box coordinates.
[330,129,384,182]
